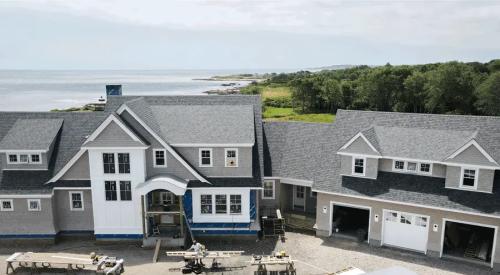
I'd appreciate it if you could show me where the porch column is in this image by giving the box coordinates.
[141,195,147,239]
[179,196,184,238]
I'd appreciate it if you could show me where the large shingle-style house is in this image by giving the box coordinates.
[2,92,500,270]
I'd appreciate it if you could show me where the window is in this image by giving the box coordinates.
[118,153,130,174]
[105,181,117,201]
[263,180,275,199]
[400,214,412,224]
[420,163,431,173]
[296,186,305,199]
[160,192,175,205]
[415,216,428,227]
[27,199,41,211]
[69,192,84,211]
[200,195,212,214]
[199,149,212,167]
[225,148,238,167]
[386,211,398,222]
[394,160,405,170]
[8,154,17,163]
[120,181,132,201]
[406,162,417,172]
[353,158,365,175]
[103,153,115,174]
[230,195,242,214]
[31,154,41,163]
[153,149,167,167]
[215,195,227,214]
[19,154,29,163]
[0,199,13,211]
[462,168,477,188]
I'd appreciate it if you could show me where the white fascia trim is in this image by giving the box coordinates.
[0,149,47,153]
[445,185,491,194]
[53,187,91,190]
[84,114,145,145]
[3,169,49,171]
[188,187,260,190]
[446,139,498,165]
[47,148,87,183]
[381,155,499,170]
[81,146,149,150]
[337,152,382,159]
[339,174,378,180]
[171,143,254,147]
[312,189,500,220]
[279,177,313,187]
[117,104,209,183]
[0,194,52,199]
[439,161,499,170]
[339,132,380,154]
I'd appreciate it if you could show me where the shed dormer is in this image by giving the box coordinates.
[0,119,63,170]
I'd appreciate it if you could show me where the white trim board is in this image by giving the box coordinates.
[339,132,380,154]
[116,104,209,183]
[440,218,497,268]
[0,194,52,199]
[84,114,145,145]
[171,143,254,147]
[52,187,91,190]
[280,177,313,188]
[313,189,500,220]
[446,139,498,166]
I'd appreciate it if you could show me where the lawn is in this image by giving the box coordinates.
[263,107,335,123]
[261,86,292,100]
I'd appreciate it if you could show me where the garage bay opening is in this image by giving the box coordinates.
[443,220,495,266]
[331,204,370,242]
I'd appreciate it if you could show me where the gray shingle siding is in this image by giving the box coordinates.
[0,198,56,235]
[447,144,496,166]
[53,190,93,232]
[83,120,145,148]
[338,135,378,155]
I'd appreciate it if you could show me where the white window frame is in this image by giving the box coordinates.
[262,180,275,200]
[69,191,84,211]
[200,194,213,214]
[18,154,29,164]
[27,199,41,211]
[153,149,167,168]
[215,194,228,214]
[30,154,42,164]
[0,199,14,211]
[352,157,366,176]
[224,148,239,168]
[7,154,18,164]
[199,148,213,167]
[459,167,479,190]
[392,159,432,175]
[229,194,242,215]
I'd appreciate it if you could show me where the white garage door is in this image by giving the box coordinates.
[382,210,429,253]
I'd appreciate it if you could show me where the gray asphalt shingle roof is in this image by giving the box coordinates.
[264,110,500,217]
[0,119,63,151]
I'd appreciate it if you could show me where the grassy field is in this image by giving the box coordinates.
[263,107,335,123]
[259,85,335,123]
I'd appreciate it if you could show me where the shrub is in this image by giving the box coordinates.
[263,96,292,108]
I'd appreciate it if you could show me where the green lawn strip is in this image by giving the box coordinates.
[263,107,335,123]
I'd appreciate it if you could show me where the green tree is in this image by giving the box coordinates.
[396,71,427,113]
[318,78,342,112]
[474,72,500,115]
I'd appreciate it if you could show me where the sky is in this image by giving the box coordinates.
[0,0,499,70]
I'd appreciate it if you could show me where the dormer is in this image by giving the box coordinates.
[0,119,63,170]
[337,130,381,179]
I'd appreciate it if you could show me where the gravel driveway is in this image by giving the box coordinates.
[0,232,494,274]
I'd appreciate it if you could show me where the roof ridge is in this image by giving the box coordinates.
[337,109,500,120]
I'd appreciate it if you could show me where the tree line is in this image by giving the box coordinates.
[257,60,500,116]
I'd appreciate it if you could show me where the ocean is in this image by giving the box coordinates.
[0,69,284,112]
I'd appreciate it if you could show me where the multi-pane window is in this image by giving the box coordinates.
[70,192,83,210]
[103,153,115,174]
[8,154,17,163]
[415,216,428,227]
[230,195,242,214]
[31,154,41,163]
[27,199,41,211]
[200,195,212,214]
[420,163,431,173]
[400,214,412,224]
[105,181,117,201]
[386,211,398,222]
[353,158,364,174]
[462,169,476,187]
[120,181,132,201]
[0,200,13,211]
[200,149,212,167]
[225,149,238,167]
[118,153,130,174]
[215,195,227,214]
[296,186,305,199]
[394,161,404,170]
[154,149,166,167]
[263,181,274,199]
[406,162,417,172]
[19,154,29,163]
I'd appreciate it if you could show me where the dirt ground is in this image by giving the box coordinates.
[0,232,495,275]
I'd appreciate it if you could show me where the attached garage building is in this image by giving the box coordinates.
[382,210,429,253]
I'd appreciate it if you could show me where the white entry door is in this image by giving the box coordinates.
[293,186,306,211]
[382,210,429,253]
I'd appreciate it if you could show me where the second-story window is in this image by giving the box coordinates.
[199,149,212,167]
[353,158,365,175]
[19,154,29,164]
[420,163,431,173]
[105,181,117,201]
[153,149,167,167]
[394,161,405,170]
[462,168,477,188]
[31,154,41,163]
[225,148,238,167]
[118,153,130,174]
[103,153,115,174]
[263,180,275,199]
[8,154,17,163]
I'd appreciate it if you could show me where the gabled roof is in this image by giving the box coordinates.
[0,119,63,151]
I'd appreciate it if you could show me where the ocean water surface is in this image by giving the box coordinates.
[0,70,280,111]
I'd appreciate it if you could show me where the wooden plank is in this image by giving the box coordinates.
[153,239,161,263]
